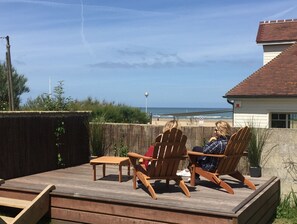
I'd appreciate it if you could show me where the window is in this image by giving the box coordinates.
[271,113,297,128]
[290,114,297,128]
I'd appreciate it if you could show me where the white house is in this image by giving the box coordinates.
[225,19,297,128]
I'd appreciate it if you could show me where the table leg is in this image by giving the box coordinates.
[103,164,106,177]
[93,165,96,181]
[133,168,136,189]
[127,163,130,176]
[119,164,122,182]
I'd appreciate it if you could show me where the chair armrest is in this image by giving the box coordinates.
[127,152,153,161]
[181,155,188,160]
[128,152,154,167]
[187,150,225,158]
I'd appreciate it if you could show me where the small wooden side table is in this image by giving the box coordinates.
[90,156,130,182]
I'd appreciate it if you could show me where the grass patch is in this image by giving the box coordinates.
[273,189,297,223]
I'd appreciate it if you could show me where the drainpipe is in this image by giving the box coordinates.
[227,99,235,127]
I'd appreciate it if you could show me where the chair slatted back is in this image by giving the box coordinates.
[148,128,187,178]
[216,126,251,175]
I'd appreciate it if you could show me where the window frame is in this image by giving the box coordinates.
[271,113,297,128]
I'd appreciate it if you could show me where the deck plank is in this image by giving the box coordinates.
[0,164,279,223]
[0,196,30,209]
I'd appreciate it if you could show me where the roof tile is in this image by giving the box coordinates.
[225,42,297,97]
[256,19,297,43]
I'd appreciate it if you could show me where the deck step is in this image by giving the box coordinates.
[0,215,14,223]
[0,197,31,209]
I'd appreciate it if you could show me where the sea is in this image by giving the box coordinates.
[139,107,233,120]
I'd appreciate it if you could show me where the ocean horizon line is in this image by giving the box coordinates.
[138,107,233,120]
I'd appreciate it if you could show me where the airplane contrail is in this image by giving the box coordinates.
[80,0,96,58]
[267,5,297,20]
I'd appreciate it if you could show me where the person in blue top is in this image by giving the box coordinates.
[192,120,231,181]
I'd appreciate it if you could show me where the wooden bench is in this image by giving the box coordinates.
[0,183,55,224]
[90,156,130,182]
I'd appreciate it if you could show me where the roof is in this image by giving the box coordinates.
[256,19,297,43]
[225,42,297,98]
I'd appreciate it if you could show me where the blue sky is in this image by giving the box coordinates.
[0,0,297,108]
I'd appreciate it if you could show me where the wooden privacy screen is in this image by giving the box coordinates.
[0,112,90,179]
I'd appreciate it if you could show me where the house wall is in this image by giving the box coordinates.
[264,128,297,196]
[263,44,292,65]
[233,113,269,128]
[232,98,297,128]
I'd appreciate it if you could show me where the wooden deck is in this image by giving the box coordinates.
[0,164,280,224]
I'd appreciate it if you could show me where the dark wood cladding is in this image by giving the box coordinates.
[0,112,90,180]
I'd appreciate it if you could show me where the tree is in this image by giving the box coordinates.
[0,63,29,110]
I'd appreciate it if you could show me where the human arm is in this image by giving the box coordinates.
[202,138,226,154]
[143,145,155,168]
[209,136,217,142]
[127,152,156,168]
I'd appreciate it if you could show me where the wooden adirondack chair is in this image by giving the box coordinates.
[0,184,55,224]
[128,128,190,199]
[188,126,256,194]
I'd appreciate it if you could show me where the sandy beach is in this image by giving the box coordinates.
[151,117,233,127]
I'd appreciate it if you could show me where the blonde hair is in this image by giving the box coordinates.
[163,120,179,133]
[215,120,231,137]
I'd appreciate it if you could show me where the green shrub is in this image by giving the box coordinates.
[71,97,150,124]
[276,189,297,222]
[23,82,149,124]
[248,126,272,167]
[245,121,276,168]
[23,81,72,111]
[54,120,66,167]
[113,135,129,157]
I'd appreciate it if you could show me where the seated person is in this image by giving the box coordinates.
[143,119,179,169]
[192,120,231,179]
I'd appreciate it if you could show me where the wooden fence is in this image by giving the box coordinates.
[100,123,228,155]
[0,112,90,180]
[0,118,247,180]
[98,123,249,172]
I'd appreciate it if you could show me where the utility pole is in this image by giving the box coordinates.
[5,36,14,111]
